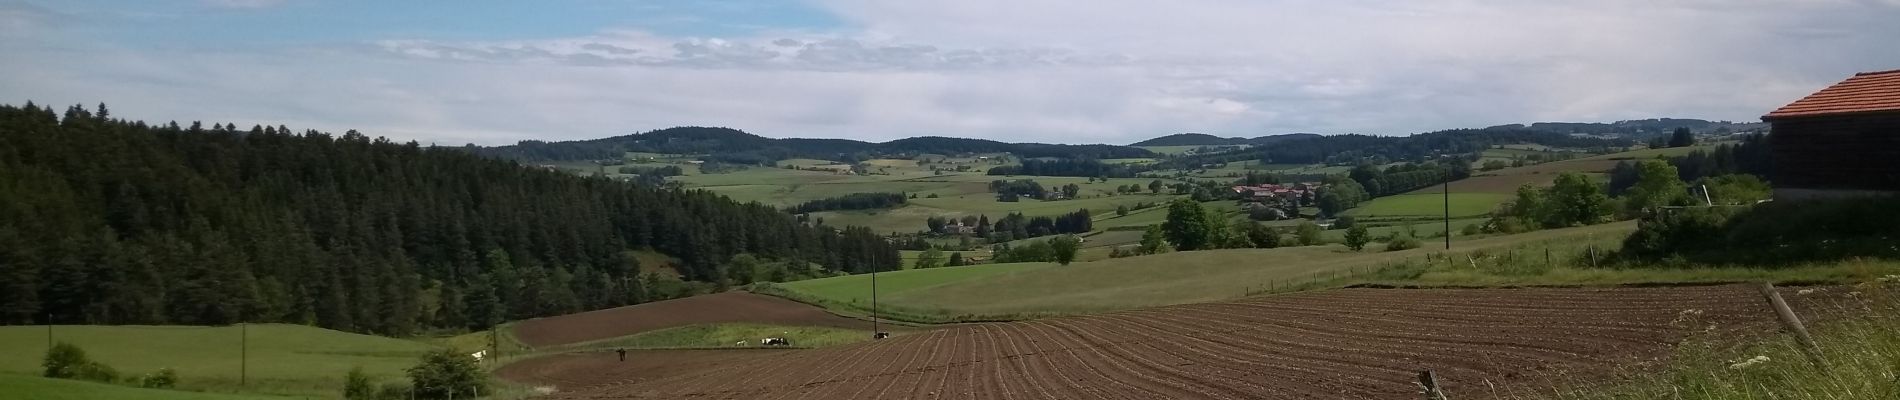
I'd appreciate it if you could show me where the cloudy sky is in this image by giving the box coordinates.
[3,0,1897,145]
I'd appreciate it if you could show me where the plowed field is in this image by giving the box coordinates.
[533,285,1817,399]
[514,292,871,347]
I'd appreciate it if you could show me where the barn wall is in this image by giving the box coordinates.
[1768,112,1900,200]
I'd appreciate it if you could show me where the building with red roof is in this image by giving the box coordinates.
[1763,69,1900,200]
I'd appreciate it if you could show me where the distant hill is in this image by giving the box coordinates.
[1131,133,1250,146]
[1491,118,1768,137]
[471,127,1155,163]
[1131,132,1322,146]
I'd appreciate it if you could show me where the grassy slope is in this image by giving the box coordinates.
[0,324,437,397]
[0,375,292,400]
[777,263,1060,308]
[874,222,1640,319]
[1343,193,1511,218]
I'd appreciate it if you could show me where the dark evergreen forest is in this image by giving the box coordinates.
[0,103,900,334]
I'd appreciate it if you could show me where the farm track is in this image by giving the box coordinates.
[512,291,871,347]
[529,284,1835,399]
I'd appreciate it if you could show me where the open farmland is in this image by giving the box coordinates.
[770,263,1059,308]
[871,222,1637,320]
[512,292,868,347]
[536,284,1814,399]
[1344,193,1510,218]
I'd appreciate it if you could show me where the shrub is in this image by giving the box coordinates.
[1623,196,1900,265]
[407,348,488,399]
[1459,224,1481,237]
[377,382,413,400]
[1343,225,1370,251]
[43,342,117,383]
[344,367,376,400]
[138,368,178,389]
[1385,235,1421,251]
[42,342,89,379]
[1332,215,1356,230]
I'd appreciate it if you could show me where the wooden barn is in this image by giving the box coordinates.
[1762,69,1900,200]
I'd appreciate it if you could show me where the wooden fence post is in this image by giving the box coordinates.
[1757,282,1827,367]
[1418,370,1450,400]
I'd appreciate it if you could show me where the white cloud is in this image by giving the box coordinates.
[5,0,1900,146]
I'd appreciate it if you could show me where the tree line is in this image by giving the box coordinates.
[987,158,1141,178]
[789,192,908,214]
[0,103,900,334]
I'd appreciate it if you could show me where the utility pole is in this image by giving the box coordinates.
[240,323,248,387]
[871,268,880,337]
[1443,177,1451,250]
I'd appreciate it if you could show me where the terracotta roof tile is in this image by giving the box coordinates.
[1765,69,1900,119]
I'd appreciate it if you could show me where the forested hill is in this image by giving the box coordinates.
[1128,133,1321,146]
[0,103,900,335]
[1162,128,1634,168]
[468,126,1155,164]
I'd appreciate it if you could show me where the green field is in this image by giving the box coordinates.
[761,222,1639,322]
[0,374,292,400]
[545,323,874,351]
[774,263,1059,308]
[1343,193,1511,218]
[0,324,438,398]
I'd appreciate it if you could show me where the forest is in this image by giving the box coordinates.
[471,127,1154,164]
[1167,128,1632,168]
[0,103,900,335]
[789,192,908,214]
[986,158,1142,178]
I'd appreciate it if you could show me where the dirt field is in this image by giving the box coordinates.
[533,285,1819,399]
[513,292,872,347]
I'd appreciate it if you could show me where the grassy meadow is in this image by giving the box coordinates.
[761,222,1641,322]
[0,374,294,400]
[0,324,439,398]
[1342,192,1511,218]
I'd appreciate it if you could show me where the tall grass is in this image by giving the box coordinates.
[1543,281,1900,399]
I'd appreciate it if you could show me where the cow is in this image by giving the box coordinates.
[469,350,487,362]
[760,337,790,346]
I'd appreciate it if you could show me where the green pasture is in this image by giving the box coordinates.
[1343,193,1510,218]
[0,324,439,398]
[0,374,293,400]
[774,263,1059,308]
[851,222,1640,322]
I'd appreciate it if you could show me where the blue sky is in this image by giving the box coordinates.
[5,0,1900,145]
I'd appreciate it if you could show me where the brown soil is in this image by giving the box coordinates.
[512,291,872,347]
[533,284,1837,399]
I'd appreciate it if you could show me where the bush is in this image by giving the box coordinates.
[1459,223,1481,237]
[1621,196,1900,265]
[42,342,89,379]
[377,382,413,400]
[1332,216,1356,230]
[344,367,376,400]
[138,368,178,389]
[43,342,116,383]
[1385,235,1421,251]
[407,349,488,399]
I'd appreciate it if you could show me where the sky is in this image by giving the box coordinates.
[3,0,1898,146]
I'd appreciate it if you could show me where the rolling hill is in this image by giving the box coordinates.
[471,127,1156,163]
